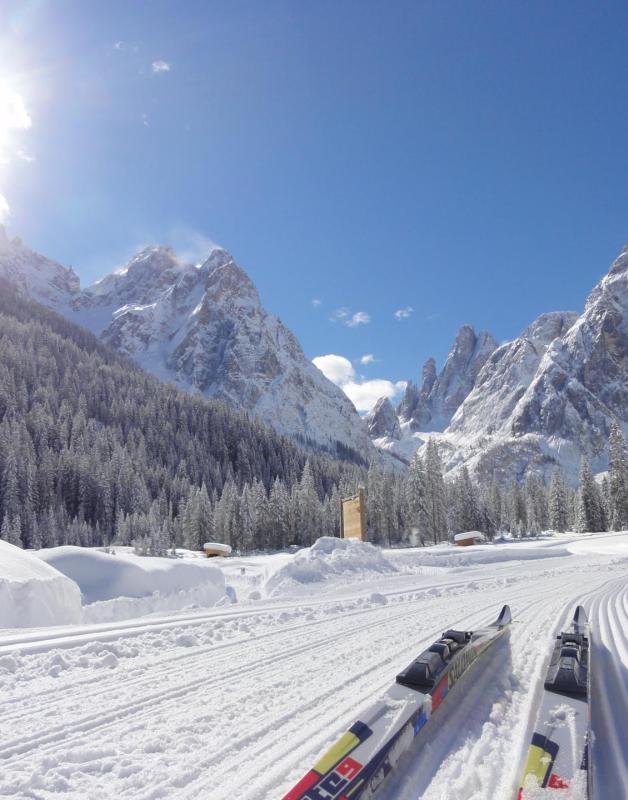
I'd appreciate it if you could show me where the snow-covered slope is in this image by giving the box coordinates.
[0,226,80,308]
[0,532,625,799]
[447,251,628,484]
[375,249,628,484]
[0,232,374,460]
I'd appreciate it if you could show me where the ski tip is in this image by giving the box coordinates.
[495,604,512,628]
[573,604,588,629]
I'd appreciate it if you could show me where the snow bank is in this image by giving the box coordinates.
[387,540,572,571]
[264,537,397,596]
[35,547,226,623]
[0,541,82,628]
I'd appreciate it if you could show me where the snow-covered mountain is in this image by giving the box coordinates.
[0,230,375,461]
[398,326,499,432]
[372,249,628,484]
[0,226,80,307]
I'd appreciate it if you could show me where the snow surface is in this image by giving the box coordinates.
[0,540,82,629]
[0,533,626,799]
[35,547,226,623]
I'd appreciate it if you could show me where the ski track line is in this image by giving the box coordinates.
[157,580,580,800]
[4,592,505,800]
[247,597,547,800]
[380,570,615,800]
[0,572,515,739]
[0,587,487,765]
[0,592,434,724]
[0,559,622,800]
[586,575,628,797]
[0,603,364,720]
[140,599,502,800]
[0,600,434,762]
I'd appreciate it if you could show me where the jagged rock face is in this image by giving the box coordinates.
[0,234,374,460]
[449,311,579,437]
[448,250,628,484]
[0,226,80,307]
[399,326,499,431]
[366,397,401,440]
[508,251,628,456]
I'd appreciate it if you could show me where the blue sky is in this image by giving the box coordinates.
[1,1,628,411]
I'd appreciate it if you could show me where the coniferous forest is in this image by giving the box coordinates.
[0,282,626,556]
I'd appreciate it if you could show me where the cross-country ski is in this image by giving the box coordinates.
[518,606,591,799]
[1,4,628,799]
[284,606,512,800]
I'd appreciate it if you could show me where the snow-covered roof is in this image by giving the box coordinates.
[203,542,232,555]
[453,531,485,542]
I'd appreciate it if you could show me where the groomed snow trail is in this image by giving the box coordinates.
[0,535,626,800]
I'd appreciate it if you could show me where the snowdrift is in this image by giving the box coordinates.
[264,537,396,596]
[0,540,82,628]
[35,547,226,623]
[387,540,572,571]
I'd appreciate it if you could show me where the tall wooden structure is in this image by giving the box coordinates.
[341,488,366,541]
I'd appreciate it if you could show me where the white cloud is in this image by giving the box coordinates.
[312,354,355,386]
[142,113,149,127]
[360,354,375,365]
[312,298,322,308]
[152,60,171,73]
[312,354,405,413]
[346,311,371,327]
[394,306,413,320]
[330,307,350,322]
[168,226,220,266]
[343,380,406,413]
[114,41,125,50]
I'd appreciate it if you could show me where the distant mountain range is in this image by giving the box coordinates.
[369,248,628,484]
[0,227,374,463]
[1,226,626,484]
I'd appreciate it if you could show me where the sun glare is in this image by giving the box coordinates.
[0,79,32,157]
[0,78,32,221]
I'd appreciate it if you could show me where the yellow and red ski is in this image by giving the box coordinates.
[283,605,512,800]
[518,605,591,798]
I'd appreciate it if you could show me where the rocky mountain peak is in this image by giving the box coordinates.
[201,249,260,309]
[0,228,80,306]
[420,357,437,394]
[366,397,401,440]
[0,231,375,461]
[398,325,499,432]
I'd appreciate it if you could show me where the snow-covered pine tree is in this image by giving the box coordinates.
[406,451,429,544]
[576,457,606,532]
[608,420,628,530]
[424,440,447,543]
[549,469,568,532]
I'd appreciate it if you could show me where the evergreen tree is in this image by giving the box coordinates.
[424,440,447,542]
[576,458,605,533]
[549,469,568,532]
[608,421,628,530]
[406,452,429,544]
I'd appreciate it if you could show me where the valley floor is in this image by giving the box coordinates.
[0,533,626,800]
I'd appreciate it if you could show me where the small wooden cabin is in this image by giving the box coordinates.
[453,531,485,547]
[203,542,232,558]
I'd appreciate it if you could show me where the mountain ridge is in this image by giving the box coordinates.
[0,228,375,463]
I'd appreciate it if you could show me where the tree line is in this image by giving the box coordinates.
[0,284,626,555]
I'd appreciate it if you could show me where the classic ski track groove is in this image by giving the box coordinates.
[140,579,586,800]
[0,549,624,800]
[0,600,438,761]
